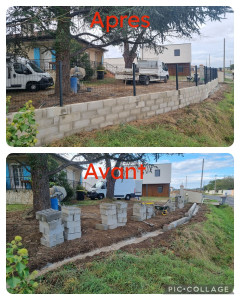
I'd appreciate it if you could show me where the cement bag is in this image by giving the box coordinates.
[70,66,86,80]
[50,186,67,202]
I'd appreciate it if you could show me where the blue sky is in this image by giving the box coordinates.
[105,12,234,68]
[78,153,234,190]
[147,153,234,189]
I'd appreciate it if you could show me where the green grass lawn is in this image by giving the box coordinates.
[51,82,234,147]
[36,204,234,294]
[6,204,32,212]
[141,196,168,203]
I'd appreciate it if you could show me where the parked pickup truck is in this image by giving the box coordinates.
[115,60,169,85]
[87,179,143,200]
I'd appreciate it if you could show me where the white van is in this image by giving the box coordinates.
[6,56,54,92]
[87,179,142,200]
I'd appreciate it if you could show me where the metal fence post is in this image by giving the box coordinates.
[204,66,206,84]
[176,64,179,90]
[59,61,63,107]
[195,65,198,86]
[132,63,136,96]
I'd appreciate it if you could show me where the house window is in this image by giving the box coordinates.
[174,49,180,56]
[155,169,160,177]
[157,186,163,193]
[178,65,184,72]
[12,165,24,188]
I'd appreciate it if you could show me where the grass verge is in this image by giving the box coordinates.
[36,204,233,294]
[50,82,234,147]
[6,204,32,212]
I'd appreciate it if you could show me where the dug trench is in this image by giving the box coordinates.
[6,202,208,272]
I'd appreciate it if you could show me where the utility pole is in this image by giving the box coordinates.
[209,54,210,67]
[223,38,225,80]
[215,175,217,192]
[200,159,204,190]
[185,176,187,189]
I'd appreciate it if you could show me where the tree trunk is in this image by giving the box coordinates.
[54,7,71,96]
[105,157,123,199]
[28,154,51,212]
[123,41,137,68]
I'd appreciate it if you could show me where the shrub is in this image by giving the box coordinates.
[6,97,38,147]
[6,236,38,294]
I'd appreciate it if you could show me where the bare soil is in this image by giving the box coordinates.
[7,80,196,113]
[6,201,202,271]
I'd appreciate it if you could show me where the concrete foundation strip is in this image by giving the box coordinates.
[36,204,200,277]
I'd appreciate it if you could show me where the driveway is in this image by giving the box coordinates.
[203,194,234,208]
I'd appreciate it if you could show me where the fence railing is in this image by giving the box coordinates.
[6,58,219,113]
[6,176,81,191]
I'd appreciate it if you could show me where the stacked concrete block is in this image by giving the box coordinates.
[62,206,81,240]
[166,198,176,212]
[99,203,118,229]
[116,201,128,226]
[146,204,155,219]
[131,203,147,221]
[36,209,64,248]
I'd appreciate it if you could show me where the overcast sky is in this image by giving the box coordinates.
[79,153,234,189]
[105,12,234,68]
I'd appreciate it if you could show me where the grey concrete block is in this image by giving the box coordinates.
[117,222,127,227]
[62,213,74,222]
[185,203,197,217]
[40,237,57,248]
[95,223,109,230]
[73,214,81,221]
[131,215,145,222]
[64,232,82,241]
[74,225,81,233]
[100,203,117,210]
[118,217,127,223]
[100,209,117,216]
[63,220,80,228]
[36,209,62,222]
[62,206,81,215]
[108,224,118,230]
[115,201,128,209]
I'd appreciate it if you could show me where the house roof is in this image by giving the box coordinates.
[50,154,86,170]
[6,32,108,52]
[7,153,86,170]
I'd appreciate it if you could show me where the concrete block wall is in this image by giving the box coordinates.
[99,203,118,230]
[36,209,64,248]
[7,79,218,146]
[62,206,81,240]
[131,203,147,221]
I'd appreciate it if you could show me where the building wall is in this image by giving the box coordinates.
[6,190,33,205]
[135,163,171,184]
[142,183,170,197]
[104,57,137,68]
[7,79,219,146]
[167,63,191,76]
[142,43,192,64]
